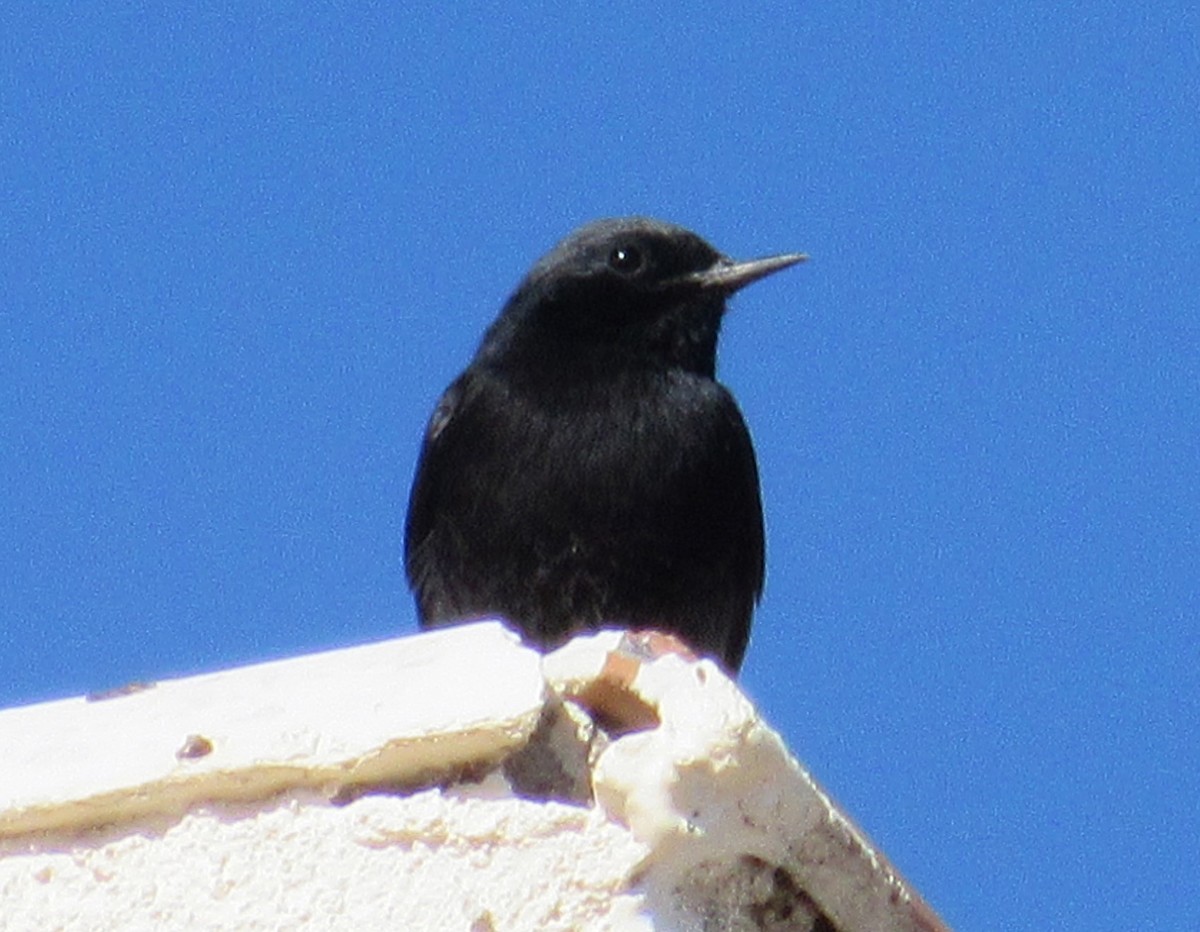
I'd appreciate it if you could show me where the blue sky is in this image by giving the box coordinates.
[3,4,1197,927]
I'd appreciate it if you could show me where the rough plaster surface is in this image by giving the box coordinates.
[0,623,949,931]
[2,791,646,931]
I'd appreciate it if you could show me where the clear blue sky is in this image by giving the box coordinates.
[3,5,1196,927]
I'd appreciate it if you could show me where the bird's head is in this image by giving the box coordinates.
[479,217,805,379]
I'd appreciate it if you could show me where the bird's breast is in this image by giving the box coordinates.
[488,369,744,517]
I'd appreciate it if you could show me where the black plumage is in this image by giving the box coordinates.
[404,217,804,672]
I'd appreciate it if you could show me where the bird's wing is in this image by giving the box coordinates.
[722,401,765,670]
[403,374,472,594]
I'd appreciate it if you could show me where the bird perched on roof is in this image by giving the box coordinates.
[404,217,804,673]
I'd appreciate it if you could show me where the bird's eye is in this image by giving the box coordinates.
[608,244,645,274]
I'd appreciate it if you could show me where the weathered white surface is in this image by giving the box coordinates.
[0,621,544,838]
[547,632,946,931]
[2,791,647,931]
[589,647,939,931]
[0,622,948,931]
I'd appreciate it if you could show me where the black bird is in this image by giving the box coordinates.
[404,217,804,673]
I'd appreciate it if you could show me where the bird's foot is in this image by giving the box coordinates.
[617,629,701,665]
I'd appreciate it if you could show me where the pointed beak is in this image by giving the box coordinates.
[685,251,808,293]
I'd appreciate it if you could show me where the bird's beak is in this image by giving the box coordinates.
[683,252,808,294]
